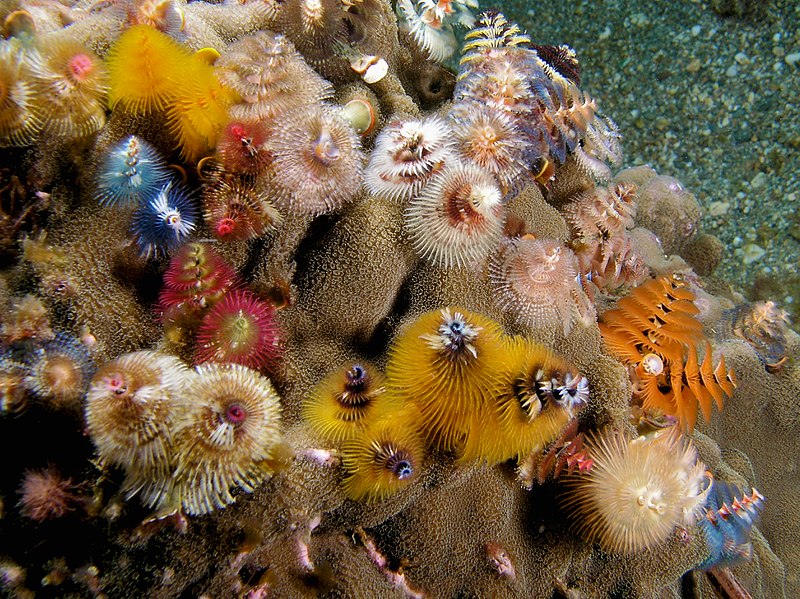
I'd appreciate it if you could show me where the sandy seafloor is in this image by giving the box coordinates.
[502,0,800,323]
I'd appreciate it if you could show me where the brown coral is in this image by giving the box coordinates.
[23,210,160,358]
[679,232,724,277]
[618,172,701,256]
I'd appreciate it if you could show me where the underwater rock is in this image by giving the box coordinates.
[0,2,793,598]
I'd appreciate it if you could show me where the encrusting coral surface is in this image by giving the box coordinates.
[0,1,796,598]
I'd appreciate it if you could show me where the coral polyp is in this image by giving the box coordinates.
[600,276,703,362]
[276,0,351,76]
[564,183,647,291]
[699,483,766,569]
[84,351,191,506]
[456,57,536,120]
[464,336,588,464]
[450,104,531,196]
[396,0,469,64]
[0,353,29,414]
[564,183,637,237]
[194,289,281,371]
[453,9,620,177]
[728,300,792,372]
[96,135,170,207]
[459,9,530,59]
[131,181,199,258]
[129,0,186,37]
[530,43,581,85]
[1,294,53,344]
[166,54,232,161]
[172,363,283,515]
[405,162,505,268]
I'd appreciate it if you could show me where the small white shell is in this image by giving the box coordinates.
[640,353,664,376]
[364,59,388,83]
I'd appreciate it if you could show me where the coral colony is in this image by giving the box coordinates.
[0,0,796,597]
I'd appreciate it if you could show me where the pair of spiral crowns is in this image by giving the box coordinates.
[85,355,284,515]
[562,427,713,554]
[302,360,423,503]
[157,243,283,373]
[96,135,200,258]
